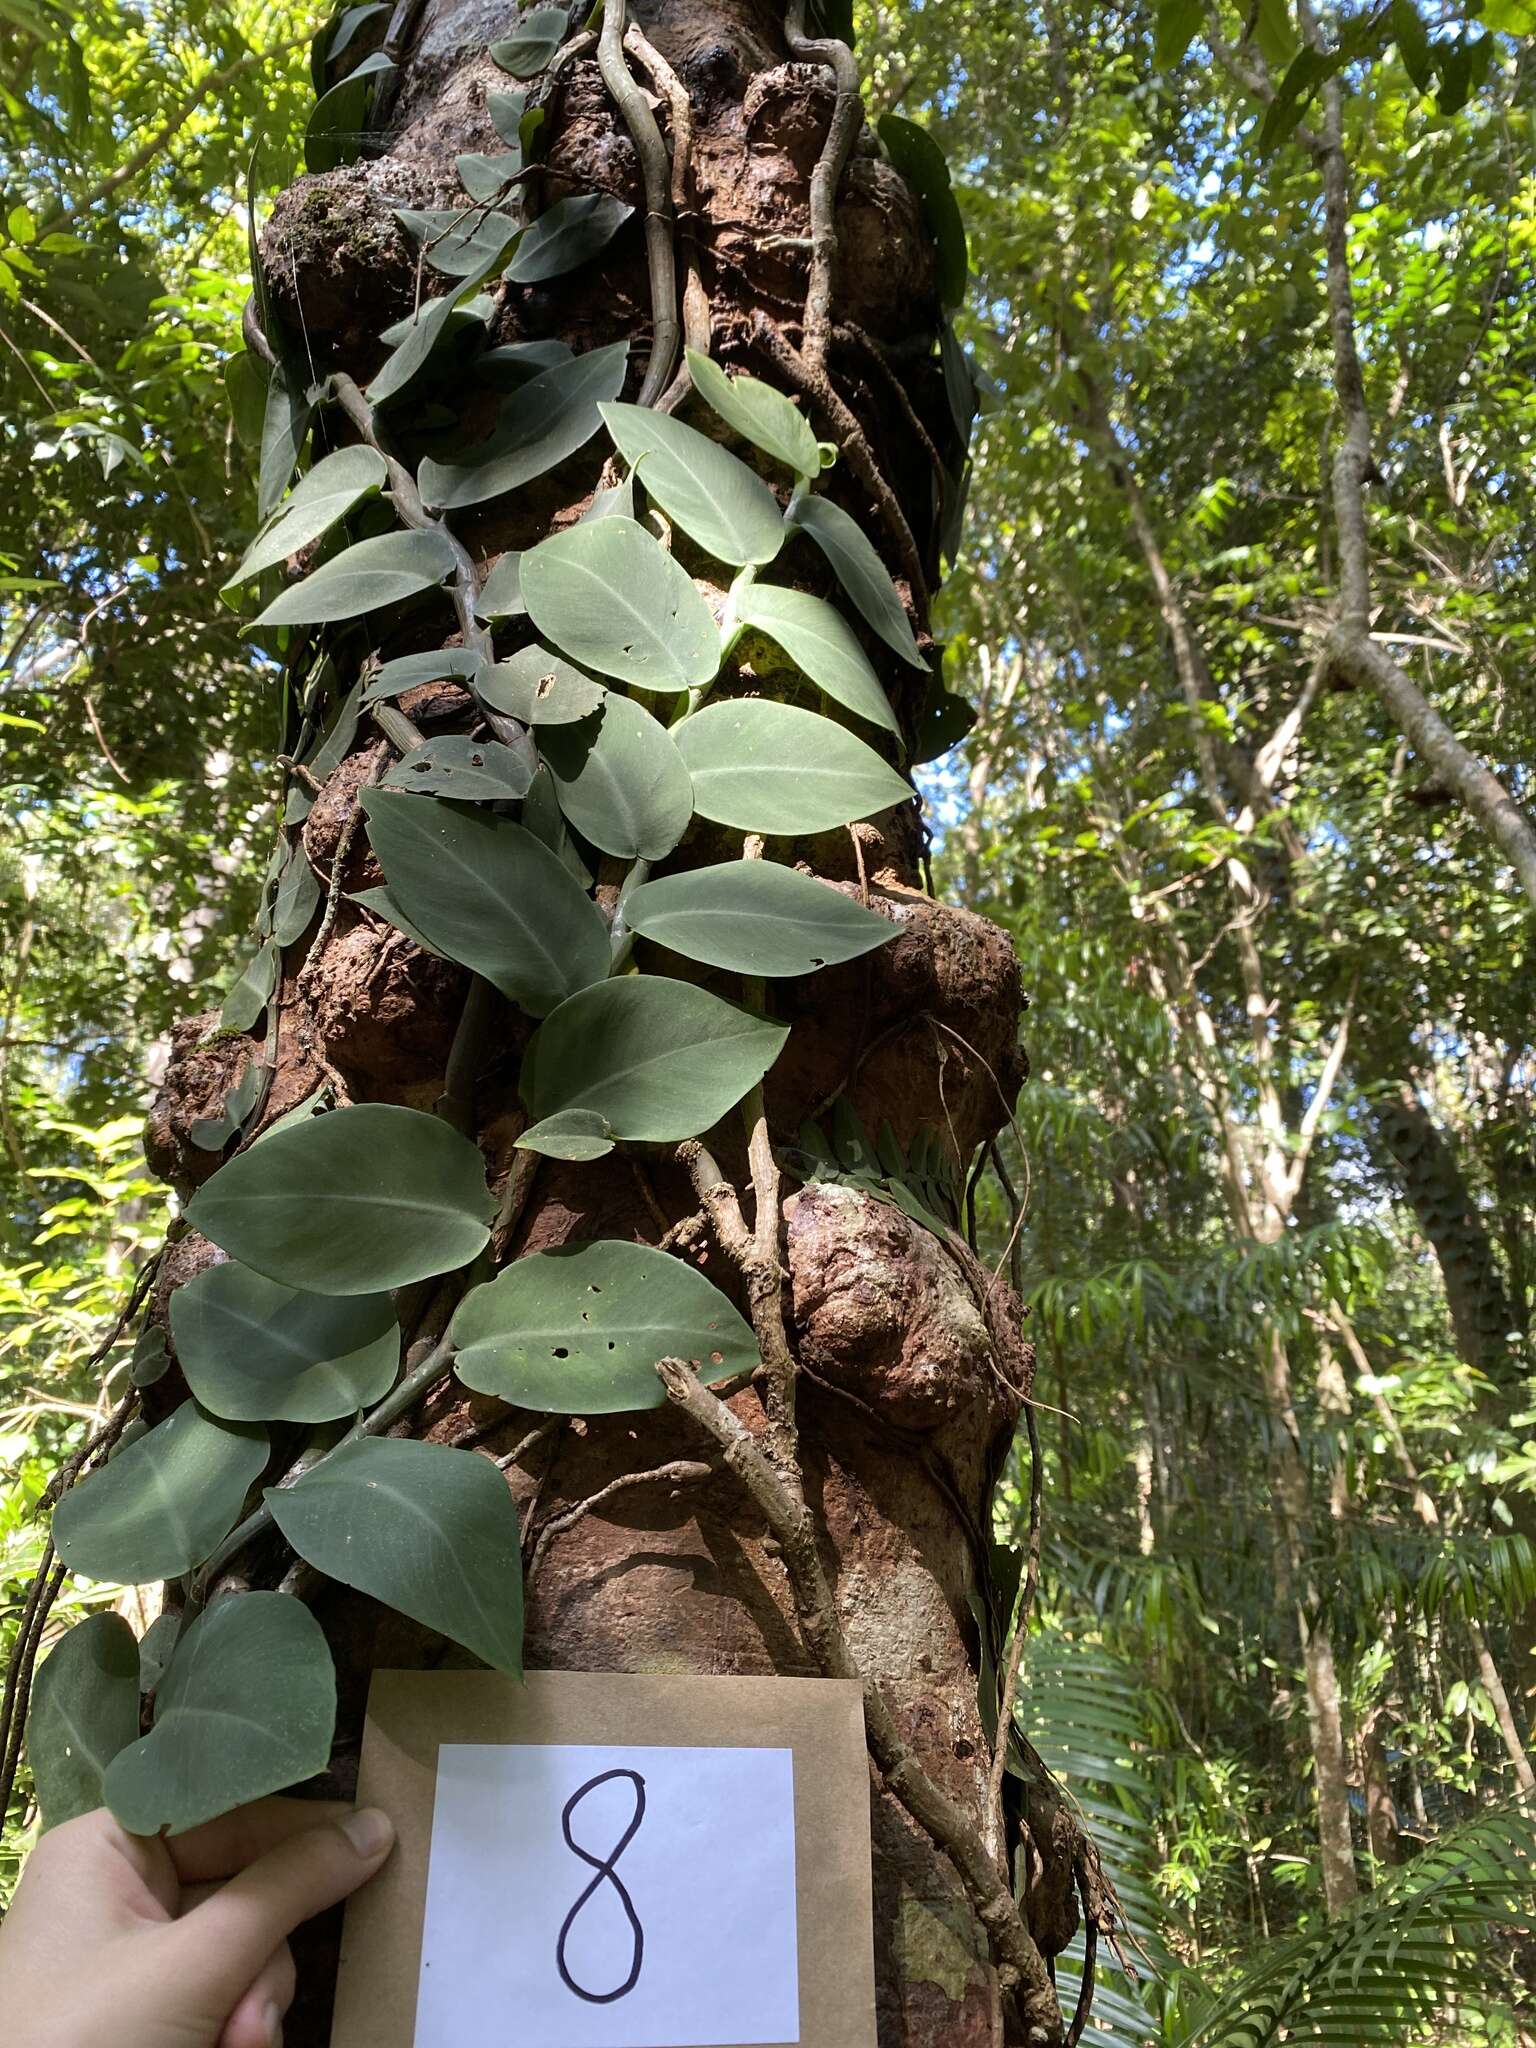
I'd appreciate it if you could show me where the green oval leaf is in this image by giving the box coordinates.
[599,401,786,568]
[349,885,449,958]
[360,790,610,1014]
[104,1593,336,1836]
[522,976,788,1142]
[394,206,522,280]
[418,341,629,513]
[362,647,487,703]
[250,530,457,631]
[490,4,567,75]
[52,1401,268,1584]
[788,492,927,669]
[476,550,525,618]
[504,193,633,284]
[29,1613,140,1828]
[380,735,535,801]
[624,860,894,975]
[224,445,388,593]
[368,290,486,408]
[522,516,720,691]
[185,1103,494,1295]
[673,700,911,834]
[515,1109,615,1160]
[736,582,899,734]
[170,1261,400,1424]
[477,644,606,725]
[452,1240,756,1413]
[219,939,278,1033]
[538,694,694,860]
[685,349,821,478]
[266,1439,523,1674]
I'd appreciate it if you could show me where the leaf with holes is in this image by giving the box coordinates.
[51,1401,268,1584]
[267,1439,523,1673]
[170,1262,399,1424]
[224,445,388,593]
[787,492,926,669]
[736,582,899,734]
[522,516,719,691]
[685,348,822,477]
[522,976,788,1142]
[623,860,894,976]
[476,644,605,726]
[29,1613,140,1828]
[599,401,785,568]
[360,789,610,1014]
[380,735,535,801]
[515,1109,615,1161]
[104,1594,336,1835]
[418,341,628,512]
[490,3,567,76]
[538,694,694,860]
[674,700,910,834]
[452,1240,756,1414]
[504,193,632,283]
[250,530,457,631]
[186,1103,494,1294]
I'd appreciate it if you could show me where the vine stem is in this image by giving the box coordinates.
[597,0,680,408]
[783,0,861,374]
[984,1402,1042,1861]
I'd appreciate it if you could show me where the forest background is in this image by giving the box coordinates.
[1,0,1534,2040]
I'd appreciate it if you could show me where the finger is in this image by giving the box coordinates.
[164,1807,394,2007]
[166,1797,358,1883]
[218,1941,296,2048]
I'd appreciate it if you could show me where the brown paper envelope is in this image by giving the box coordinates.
[331,1668,878,2048]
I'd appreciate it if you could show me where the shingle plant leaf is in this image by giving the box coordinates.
[787,492,927,669]
[623,860,895,976]
[380,735,535,801]
[306,51,394,175]
[28,1613,141,1828]
[736,582,900,734]
[490,3,567,76]
[451,1240,757,1414]
[349,885,449,958]
[686,348,822,478]
[515,1109,616,1161]
[393,205,522,280]
[219,939,278,1034]
[476,550,524,617]
[185,1103,494,1295]
[418,341,629,512]
[258,364,312,522]
[51,1401,269,1585]
[170,1262,400,1424]
[476,644,606,725]
[537,693,694,860]
[457,150,521,203]
[223,445,388,592]
[599,401,786,567]
[250,530,458,631]
[266,1438,524,1674]
[360,790,610,1014]
[362,647,487,703]
[368,288,488,408]
[104,1594,336,1836]
[521,515,720,691]
[877,111,969,309]
[521,976,789,1142]
[504,193,633,283]
[673,700,911,834]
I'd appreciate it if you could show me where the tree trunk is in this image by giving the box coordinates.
[135,5,1077,2041]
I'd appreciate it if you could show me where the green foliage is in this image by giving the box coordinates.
[674,699,911,832]
[27,1613,139,1828]
[623,861,894,976]
[169,1266,400,1424]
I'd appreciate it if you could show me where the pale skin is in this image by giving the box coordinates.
[0,1796,395,2048]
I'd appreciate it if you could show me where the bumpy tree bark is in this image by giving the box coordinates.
[134,4,1082,2041]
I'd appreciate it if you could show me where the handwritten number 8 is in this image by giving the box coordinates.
[556,1768,647,2004]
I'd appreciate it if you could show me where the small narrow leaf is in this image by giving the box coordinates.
[522,976,788,1142]
[362,647,486,703]
[360,789,611,1014]
[104,1594,336,1836]
[250,530,457,630]
[599,401,786,567]
[539,694,694,859]
[258,365,312,523]
[788,492,926,669]
[685,348,821,478]
[418,341,628,512]
[736,582,899,733]
[219,940,278,1033]
[624,860,894,975]
[170,1262,400,1424]
[452,1240,756,1413]
[521,516,720,691]
[52,1402,268,1584]
[477,550,525,617]
[267,1439,524,1673]
[504,193,633,283]
[877,112,968,308]
[368,290,485,408]
[380,735,535,801]
[516,1109,615,1160]
[224,445,388,592]
[674,700,911,834]
[29,1614,140,1828]
[186,1103,494,1294]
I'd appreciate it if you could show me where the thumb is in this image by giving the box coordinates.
[163,1807,394,2011]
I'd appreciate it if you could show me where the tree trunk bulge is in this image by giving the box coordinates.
[140,4,1081,2040]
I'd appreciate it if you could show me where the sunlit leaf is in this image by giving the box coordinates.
[673,700,910,834]
[685,348,821,477]
[521,516,719,690]
[788,493,926,669]
[250,530,457,630]
[599,401,786,567]
[623,860,894,975]
[538,693,694,859]
[736,582,899,733]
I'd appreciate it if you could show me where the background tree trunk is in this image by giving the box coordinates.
[136,3,1077,2040]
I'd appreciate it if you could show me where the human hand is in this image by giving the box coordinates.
[0,1795,394,2048]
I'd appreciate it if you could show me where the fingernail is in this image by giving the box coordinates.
[339,1806,394,1859]
[262,2001,282,2047]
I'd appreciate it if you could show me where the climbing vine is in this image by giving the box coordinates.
[3,3,1088,2038]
